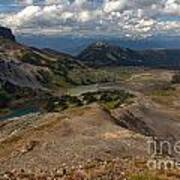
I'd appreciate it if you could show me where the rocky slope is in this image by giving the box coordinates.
[0,38,87,88]
[0,78,180,179]
[0,30,98,109]
[0,103,150,174]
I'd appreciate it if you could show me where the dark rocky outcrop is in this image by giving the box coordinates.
[112,110,154,136]
[0,26,15,41]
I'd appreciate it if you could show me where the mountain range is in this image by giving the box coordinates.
[78,41,180,69]
[0,26,180,108]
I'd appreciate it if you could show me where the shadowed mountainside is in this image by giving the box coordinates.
[78,41,180,69]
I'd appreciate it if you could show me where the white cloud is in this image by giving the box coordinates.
[103,0,127,13]
[164,0,180,15]
[1,0,180,38]
[4,5,41,27]
[16,0,34,5]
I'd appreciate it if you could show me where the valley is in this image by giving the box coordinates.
[0,26,180,179]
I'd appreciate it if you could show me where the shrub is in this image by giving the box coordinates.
[83,93,97,104]
[45,95,83,112]
[0,89,11,107]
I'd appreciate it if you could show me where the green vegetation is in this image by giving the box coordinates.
[0,88,12,108]
[46,90,135,112]
[0,108,10,115]
[45,89,135,112]
[82,90,135,109]
[46,95,83,112]
[99,90,135,109]
[20,51,46,66]
[67,69,114,85]
[72,66,136,86]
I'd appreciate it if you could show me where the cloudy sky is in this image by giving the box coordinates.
[0,0,180,39]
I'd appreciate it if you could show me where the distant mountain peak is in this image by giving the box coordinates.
[77,41,131,66]
[78,41,180,68]
[91,41,110,48]
[0,26,15,41]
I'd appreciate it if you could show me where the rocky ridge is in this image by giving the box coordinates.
[0,26,15,41]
